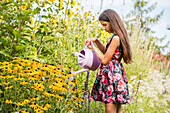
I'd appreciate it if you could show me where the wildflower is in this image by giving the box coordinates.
[0,0,4,3]
[29,102,37,109]
[76,6,79,11]
[44,103,51,108]
[59,0,63,10]
[33,51,37,59]
[55,50,57,58]
[67,9,74,17]
[76,33,81,38]
[70,0,76,7]
[24,99,30,104]
[14,77,23,81]
[5,85,13,89]
[21,3,27,10]
[2,82,10,85]
[6,99,12,104]
[17,102,25,106]
[71,87,77,93]
[48,0,55,2]
[0,90,2,93]
[0,75,6,79]
[44,91,52,97]
[21,110,29,113]
[35,108,43,113]
[20,81,29,85]
[31,96,40,101]
[6,74,14,79]
[29,17,34,25]
[32,83,45,92]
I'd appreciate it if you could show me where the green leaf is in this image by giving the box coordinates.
[16,45,27,51]
[45,36,54,42]
[37,55,45,59]
[0,51,10,58]
[30,47,37,51]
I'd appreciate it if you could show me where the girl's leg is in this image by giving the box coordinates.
[105,103,117,113]
[116,103,122,113]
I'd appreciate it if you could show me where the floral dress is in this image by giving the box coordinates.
[90,34,130,104]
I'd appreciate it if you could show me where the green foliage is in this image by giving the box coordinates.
[124,0,169,54]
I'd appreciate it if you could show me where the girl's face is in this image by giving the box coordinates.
[99,21,113,33]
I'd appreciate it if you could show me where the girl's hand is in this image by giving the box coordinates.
[85,38,97,45]
[87,41,95,50]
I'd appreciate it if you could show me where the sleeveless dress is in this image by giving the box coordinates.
[90,34,130,104]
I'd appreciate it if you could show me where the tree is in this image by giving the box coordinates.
[124,0,169,54]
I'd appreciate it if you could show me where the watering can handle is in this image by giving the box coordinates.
[74,52,85,58]
[85,42,90,49]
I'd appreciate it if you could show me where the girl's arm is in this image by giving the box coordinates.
[86,38,106,54]
[88,36,120,65]
[94,38,106,54]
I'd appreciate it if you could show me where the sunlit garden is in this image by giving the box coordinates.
[0,0,169,113]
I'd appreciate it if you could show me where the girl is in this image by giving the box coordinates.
[86,9,132,113]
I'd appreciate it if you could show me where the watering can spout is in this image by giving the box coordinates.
[70,68,89,76]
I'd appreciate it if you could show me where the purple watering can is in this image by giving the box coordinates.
[71,44,101,75]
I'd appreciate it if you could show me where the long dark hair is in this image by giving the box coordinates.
[99,9,132,64]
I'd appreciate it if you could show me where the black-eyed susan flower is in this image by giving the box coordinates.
[24,99,30,104]
[29,102,37,109]
[2,81,10,85]
[70,0,76,7]
[21,110,29,113]
[31,96,40,101]
[20,81,29,85]
[44,103,51,109]
[48,0,55,3]
[17,102,25,106]
[5,85,13,90]
[35,108,43,113]
[21,3,27,10]
[0,0,4,3]
[59,0,63,10]
[5,99,12,104]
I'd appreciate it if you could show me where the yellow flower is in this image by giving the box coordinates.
[17,102,25,106]
[67,9,74,17]
[70,0,76,7]
[31,96,40,101]
[76,6,79,11]
[48,0,55,3]
[20,81,29,85]
[6,99,12,104]
[24,99,30,104]
[5,86,13,89]
[29,17,33,25]
[76,33,81,38]
[2,82,10,85]
[54,50,57,58]
[14,6,17,13]
[59,1,63,10]
[44,91,52,97]
[21,3,27,10]
[0,90,2,93]
[44,103,51,108]
[35,108,43,113]
[29,102,37,109]
[52,19,57,25]
[0,0,4,3]
[21,110,29,113]
[33,52,37,59]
